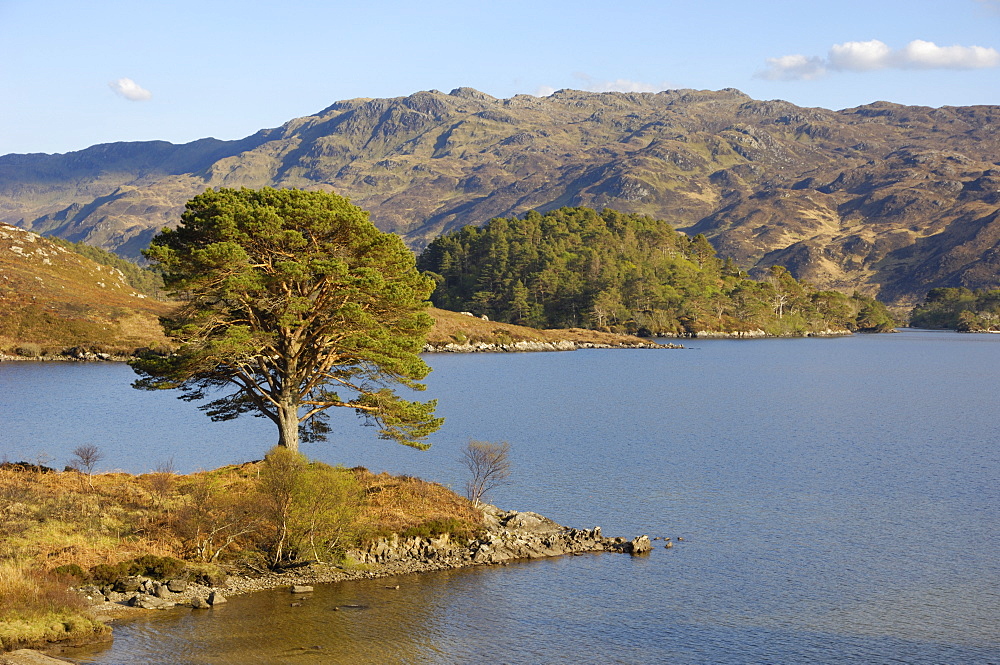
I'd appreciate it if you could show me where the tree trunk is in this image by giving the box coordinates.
[277,401,300,453]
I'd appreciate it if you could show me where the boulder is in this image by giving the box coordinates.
[167,578,188,593]
[129,594,174,610]
[190,596,211,609]
[628,535,652,555]
[0,649,80,664]
[113,576,142,593]
[207,591,227,606]
[290,585,314,594]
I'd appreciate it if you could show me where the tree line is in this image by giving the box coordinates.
[417,206,895,336]
[909,287,1000,331]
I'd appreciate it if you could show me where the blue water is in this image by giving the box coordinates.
[2,330,998,664]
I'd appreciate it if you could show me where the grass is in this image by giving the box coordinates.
[425,307,657,347]
[0,562,110,651]
[0,458,483,652]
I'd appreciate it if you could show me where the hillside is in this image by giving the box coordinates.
[1,88,998,305]
[0,223,170,355]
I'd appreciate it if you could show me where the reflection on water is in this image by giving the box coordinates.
[5,331,999,664]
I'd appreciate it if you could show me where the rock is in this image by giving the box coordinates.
[628,535,652,555]
[341,505,649,570]
[290,585,314,594]
[129,594,174,610]
[113,576,142,593]
[167,578,188,593]
[190,596,211,609]
[154,583,170,599]
[207,591,227,606]
[0,649,79,664]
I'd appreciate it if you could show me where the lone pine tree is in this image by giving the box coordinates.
[131,187,442,453]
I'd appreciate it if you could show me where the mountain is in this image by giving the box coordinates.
[2,88,998,305]
[0,223,170,355]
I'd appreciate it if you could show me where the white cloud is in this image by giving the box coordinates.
[828,40,892,71]
[757,54,827,81]
[897,40,1000,69]
[109,78,152,101]
[534,85,557,97]
[758,39,1000,80]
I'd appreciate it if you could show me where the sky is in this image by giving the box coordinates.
[1,0,999,156]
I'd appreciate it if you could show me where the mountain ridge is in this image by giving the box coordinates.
[2,87,998,305]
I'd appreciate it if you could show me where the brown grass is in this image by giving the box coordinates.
[0,561,110,651]
[0,459,482,651]
[426,306,655,347]
[0,460,481,573]
[355,469,482,537]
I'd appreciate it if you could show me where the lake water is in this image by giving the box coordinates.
[2,330,998,664]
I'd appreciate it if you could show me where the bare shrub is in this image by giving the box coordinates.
[146,458,175,507]
[69,445,104,489]
[69,445,103,475]
[171,475,259,563]
[461,440,512,507]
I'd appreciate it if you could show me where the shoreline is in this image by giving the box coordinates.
[32,507,653,662]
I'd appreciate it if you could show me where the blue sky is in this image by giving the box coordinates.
[2,0,999,156]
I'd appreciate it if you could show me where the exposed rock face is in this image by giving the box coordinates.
[348,506,635,567]
[2,89,997,304]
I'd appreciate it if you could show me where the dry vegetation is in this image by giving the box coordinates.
[0,457,482,652]
[426,307,657,347]
[0,223,171,357]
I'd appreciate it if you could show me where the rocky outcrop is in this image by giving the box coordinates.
[348,506,642,567]
[74,507,652,617]
[75,576,231,613]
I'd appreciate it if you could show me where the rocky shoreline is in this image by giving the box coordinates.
[423,339,682,352]
[19,507,649,660]
[0,348,134,362]
[78,507,651,614]
[667,327,853,339]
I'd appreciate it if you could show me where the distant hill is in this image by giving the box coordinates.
[0,223,170,355]
[2,87,998,305]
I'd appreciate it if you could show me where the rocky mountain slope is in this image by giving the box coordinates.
[2,88,998,305]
